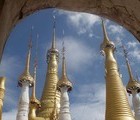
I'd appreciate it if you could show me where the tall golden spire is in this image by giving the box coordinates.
[100,19,134,120]
[0,77,6,120]
[19,33,34,87]
[122,46,140,94]
[57,41,72,92]
[37,16,60,119]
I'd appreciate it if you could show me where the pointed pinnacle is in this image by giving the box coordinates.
[35,34,39,63]
[101,18,110,43]
[57,42,72,91]
[19,35,33,87]
[24,35,32,75]
[25,35,32,72]
[31,34,38,100]
[30,39,40,106]
[52,16,56,49]
[62,41,66,76]
[122,45,134,81]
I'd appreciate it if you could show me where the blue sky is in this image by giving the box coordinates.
[0,8,140,120]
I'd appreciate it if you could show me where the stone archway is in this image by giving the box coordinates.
[0,0,140,61]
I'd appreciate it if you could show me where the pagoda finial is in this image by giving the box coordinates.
[101,18,110,42]
[18,27,34,87]
[100,18,115,55]
[32,34,38,97]
[47,16,59,63]
[30,33,40,106]
[25,26,33,76]
[57,41,72,92]
[61,40,66,78]
[52,16,56,49]
[122,45,134,81]
[62,41,66,76]
[26,36,32,73]
[122,45,140,94]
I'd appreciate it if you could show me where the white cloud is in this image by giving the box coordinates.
[115,40,140,63]
[57,36,98,72]
[129,48,140,61]
[68,13,100,34]
[89,33,94,38]
[71,83,105,120]
[3,109,17,120]
[0,55,21,77]
[108,24,124,35]
[127,41,138,48]
[0,55,21,111]
[71,102,105,120]
[57,10,100,34]
[113,36,123,47]
[4,87,19,109]
[73,83,105,103]
[125,41,140,62]
[105,22,125,46]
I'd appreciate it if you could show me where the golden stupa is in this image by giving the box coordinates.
[100,19,134,120]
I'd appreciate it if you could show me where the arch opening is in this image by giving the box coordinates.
[1,8,140,119]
